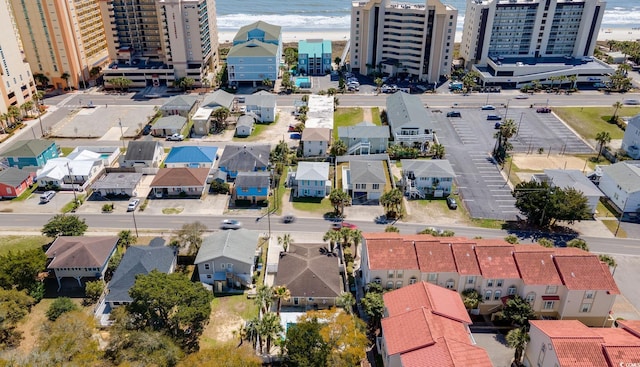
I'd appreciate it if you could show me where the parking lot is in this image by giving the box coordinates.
[434,106,592,220]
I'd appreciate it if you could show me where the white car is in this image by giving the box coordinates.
[166,133,184,141]
[623,99,640,105]
[40,191,56,204]
[515,94,529,99]
[221,219,242,230]
[127,199,140,212]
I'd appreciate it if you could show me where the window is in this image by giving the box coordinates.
[396,270,403,278]
[537,343,546,366]
[386,281,394,289]
[372,184,380,190]
[409,277,417,285]
[294,297,299,305]
[427,273,437,282]
[580,303,592,313]
[494,290,502,300]
[545,285,558,294]
[525,292,536,305]
[206,274,211,279]
[496,279,504,287]
[388,270,394,278]
[396,281,403,289]
[543,301,555,310]
[484,290,492,301]
[373,277,381,284]
[487,279,494,287]
[445,279,455,289]
[467,276,475,285]
[204,263,210,270]
[508,286,517,295]
[585,290,595,299]
[221,263,225,269]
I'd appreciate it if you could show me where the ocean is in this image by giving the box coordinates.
[216,0,640,33]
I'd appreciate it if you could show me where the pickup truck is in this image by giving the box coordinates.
[166,133,184,141]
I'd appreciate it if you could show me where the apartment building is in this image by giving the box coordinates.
[0,0,36,114]
[350,0,457,83]
[11,0,109,90]
[226,21,282,86]
[99,0,219,88]
[360,233,619,327]
[460,0,612,86]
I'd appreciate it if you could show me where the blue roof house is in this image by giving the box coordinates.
[227,21,282,86]
[164,146,219,169]
[2,139,59,168]
[233,171,270,204]
[298,39,332,76]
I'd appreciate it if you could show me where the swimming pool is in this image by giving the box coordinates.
[295,77,311,88]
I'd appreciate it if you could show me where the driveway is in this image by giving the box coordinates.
[0,191,76,214]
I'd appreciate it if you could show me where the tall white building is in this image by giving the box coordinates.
[99,0,219,88]
[460,0,612,86]
[350,0,457,83]
[0,0,36,115]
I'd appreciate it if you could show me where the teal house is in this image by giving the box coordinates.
[2,139,59,169]
[227,21,282,86]
[298,39,332,76]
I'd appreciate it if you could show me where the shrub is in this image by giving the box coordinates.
[46,297,78,321]
[102,203,114,213]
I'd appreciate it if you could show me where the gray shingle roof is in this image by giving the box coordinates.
[296,162,329,181]
[338,121,390,139]
[160,95,198,111]
[350,160,386,184]
[541,169,602,197]
[153,115,187,130]
[385,91,434,132]
[273,243,343,298]
[0,167,33,187]
[235,171,270,188]
[195,229,258,265]
[105,245,176,304]
[301,128,331,142]
[124,141,161,161]
[627,114,640,130]
[237,115,255,127]
[228,39,279,58]
[91,172,143,190]
[602,161,640,193]
[246,92,277,108]
[219,144,270,172]
[202,90,235,109]
[401,159,455,178]
[2,139,54,158]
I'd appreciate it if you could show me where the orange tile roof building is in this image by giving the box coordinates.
[379,282,493,367]
[361,233,619,327]
[524,319,640,367]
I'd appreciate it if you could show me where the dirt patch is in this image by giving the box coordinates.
[512,154,588,171]
[200,295,258,348]
[404,198,470,227]
[203,309,244,345]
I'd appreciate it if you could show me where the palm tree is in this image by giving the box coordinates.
[568,75,578,90]
[20,101,34,118]
[258,312,283,354]
[429,143,445,159]
[336,292,355,314]
[61,72,71,89]
[277,233,293,253]
[611,101,623,122]
[262,78,273,88]
[272,285,291,315]
[506,327,530,365]
[374,77,383,92]
[493,118,518,163]
[351,228,363,259]
[330,139,347,157]
[599,254,617,270]
[380,188,403,219]
[255,285,274,314]
[595,131,611,161]
[323,229,342,253]
[211,107,230,132]
[7,106,20,126]
[329,189,350,216]
[244,317,259,349]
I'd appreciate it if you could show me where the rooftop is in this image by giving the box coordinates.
[46,236,118,269]
[298,39,332,56]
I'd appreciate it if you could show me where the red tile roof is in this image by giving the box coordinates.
[553,339,609,366]
[475,246,519,279]
[531,320,598,338]
[514,252,563,285]
[384,282,470,323]
[400,337,491,367]
[364,238,418,270]
[150,167,209,187]
[415,240,457,273]
[618,320,640,338]
[382,308,435,355]
[603,345,640,366]
[554,255,620,294]
[451,243,481,275]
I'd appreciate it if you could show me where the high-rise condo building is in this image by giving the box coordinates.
[350,0,457,83]
[460,0,611,86]
[10,0,110,89]
[99,0,219,88]
[0,0,36,114]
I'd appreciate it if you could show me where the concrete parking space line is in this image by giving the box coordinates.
[462,199,475,202]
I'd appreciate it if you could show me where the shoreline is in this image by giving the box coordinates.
[219,26,639,46]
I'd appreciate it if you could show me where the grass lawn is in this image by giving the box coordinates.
[60,147,74,157]
[162,207,184,214]
[0,235,50,255]
[553,107,640,140]
[601,219,626,238]
[270,166,288,215]
[371,107,382,125]
[333,107,364,141]
[292,196,333,213]
[233,122,273,142]
[12,184,39,202]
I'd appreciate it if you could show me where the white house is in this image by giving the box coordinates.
[121,141,165,171]
[301,128,331,157]
[294,162,331,198]
[236,115,255,137]
[338,121,389,155]
[70,146,120,167]
[386,92,435,150]
[622,114,640,159]
[36,152,105,191]
[598,161,640,222]
[245,91,277,123]
[401,159,455,199]
[532,169,602,215]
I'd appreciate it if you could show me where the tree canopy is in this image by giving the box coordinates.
[284,316,329,367]
[0,248,46,293]
[128,270,213,352]
[42,214,88,237]
[502,295,536,326]
[177,344,261,367]
[0,288,35,349]
[46,297,79,321]
[513,181,591,227]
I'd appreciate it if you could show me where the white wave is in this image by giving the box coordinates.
[602,9,640,26]
[217,13,350,30]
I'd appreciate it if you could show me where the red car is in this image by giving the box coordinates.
[332,222,358,230]
[288,125,296,132]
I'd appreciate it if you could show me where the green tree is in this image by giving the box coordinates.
[258,312,283,353]
[461,289,483,310]
[330,139,347,157]
[380,188,403,219]
[493,118,518,163]
[128,270,213,351]
[461,70,481,90]
[0,248,46,293]
[278,233,293,253]
[503,295,536,326]
[84,280,104,304]
[174,221,206,256]
[595,131,612,161]
[513,181,590,228]
[429,143,446,159]
[504,234,520,244]
[262,78,273,88]
[42,214,88,237]
[537,238,555,248]
[506,327,530,365]
[336,292,356,315]
[46,297,79,321]
[211,106,231,132]
[323,229,342,253]
[385,225,400,232]
[566,238,589,251]
[273,285,291,316]
[599,254,617,269]
[254,284,274,314]
[361,290,384,326]
[307,308,368,367]
[0,288,35,349]
[284,317,329,367]
[611,101,623,122]
[60,72,71,89]
[118,229,137,248]
[374,77,383,92]
[329,189,350,216]
[33,73,50,87]
[177,344,261,367]
[284,48,298,67]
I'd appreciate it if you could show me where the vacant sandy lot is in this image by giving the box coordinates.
[512,154,589,171]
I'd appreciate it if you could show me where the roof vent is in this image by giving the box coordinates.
[571,272,576,278]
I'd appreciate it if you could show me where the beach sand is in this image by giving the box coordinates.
[219,26,639,48]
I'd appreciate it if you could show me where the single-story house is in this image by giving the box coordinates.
[121,141,164,171]
[0,167,35,199]
[36,153,105,191]
[598,161,640,222]
[622,114,640,159]
[273,243,344,310]
[45,236,119,291]
[245,91,277,122]
[301,128,331,157]
[192,90,235,135]
[160,95,199,118]
[70,146,120,167]
[401,159,455,199]
[236,115,255,137]
[164,146,218,169]
[194,229,259,291]
[151,115,187,137]
[150,167,209,198]
[532,169,602,215]
[218,144,270,180]
[293,161,330,198]
[91,172,144,197]
[386,92,435,149]
[338,121,390,155]
[234,171,270,203]
[2,139,59,168]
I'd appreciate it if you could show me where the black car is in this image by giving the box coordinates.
[494,122,502,129]
[446,111,462,117]
[446,197,458,210]
[536,107,552,113]
[487,115,502,121]
[142,124,152,135]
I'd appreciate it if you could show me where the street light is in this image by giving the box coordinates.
[614,196,629,237]
[131,209,139,237]
[118,118,125,150]
[516,112,524,138]
[66,162,78,208]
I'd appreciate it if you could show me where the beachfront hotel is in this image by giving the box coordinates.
[460,0,613,87]
[99,0,219,89]
[350,0,457,84]
[0,0,37,115]
[9,0,110,90]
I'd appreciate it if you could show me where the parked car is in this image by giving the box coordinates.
[515,94,529,99]
[536,107,552,113]
[446,111,462,117]
[446,197,457,210]
[221,219,242,230]
[127,199,140,212]
[481,105,496,110]
[494,122,502,129]
[487,114,502,121]
[142,125,152,135]
[623,99,640,105]
[290,133,302,140]
[288,125,296,132]
[375,215,389,224]
[166,133,184,141]
[282,214,296,223]
[40,191,56,204]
